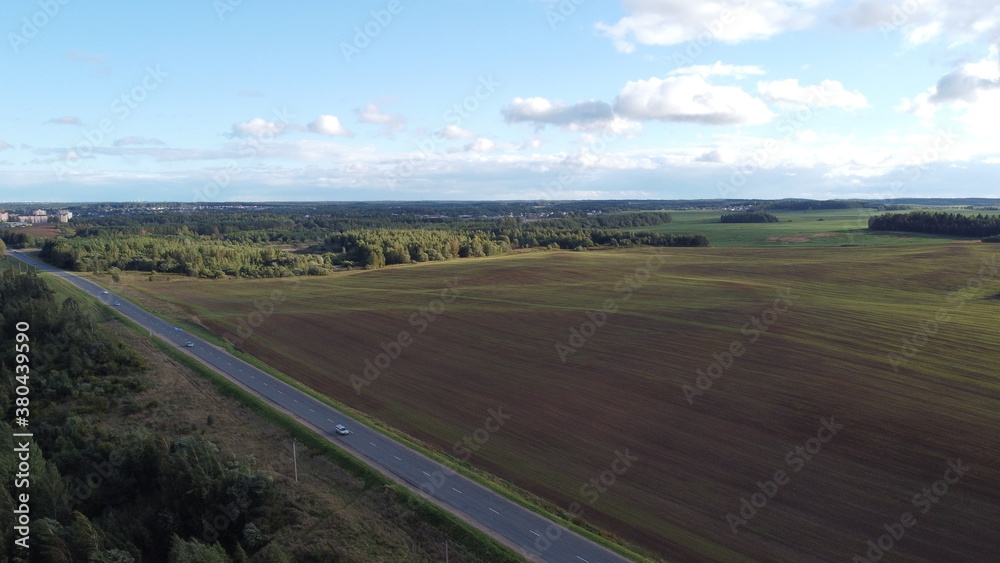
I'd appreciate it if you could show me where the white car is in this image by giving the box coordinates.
[184,342,195,348]
[102,290,109,294]
[335,424,350,435]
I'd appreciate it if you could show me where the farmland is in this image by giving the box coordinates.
[635,207,1000,246]
[113,239,1000,561]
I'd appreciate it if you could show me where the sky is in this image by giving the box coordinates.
[2,0,999,203]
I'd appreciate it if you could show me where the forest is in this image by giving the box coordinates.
[720,212,779,223]
[0,270,285,562]
[36,209,706,278]
[867,210,1000,239]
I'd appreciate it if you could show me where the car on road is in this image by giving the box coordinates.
[114,302,121,306]
[184,342,195,347]
[335,424,350,435]
[102,290,109,294]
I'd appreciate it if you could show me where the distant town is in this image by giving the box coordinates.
[0,208,73,224]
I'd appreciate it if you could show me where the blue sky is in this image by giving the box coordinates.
[2,0,999,202]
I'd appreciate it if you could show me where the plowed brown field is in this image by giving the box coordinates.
[123,244,1000,562]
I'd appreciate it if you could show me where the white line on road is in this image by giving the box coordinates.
[369,442,377,447]
[327,419,334,423]
[394,456,402,461]
[489,508,500,515]
[530,530,540,536]
[451,487,462,494]
[309,408,316,413]
[422,471,430,476]
[576,557,590,563]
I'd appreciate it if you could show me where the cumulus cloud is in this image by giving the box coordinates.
[521,137,542,150]
[466,138,496,153]
[47,116,81,126]
[308,115,353,137]
[898,53,1000,118]
[356,103,406,136]
[694,147,737,163]
[113,136,165,147]
[438,125,476,139]
[841,0,1000,47]
[504,97,613,126]
[596,0,821,52]
[502,97,641,134]
[614,75,774,125]
[669,62,766,79]
[0,141,12,151]
[757,79,869,108]
[231,117,288,138]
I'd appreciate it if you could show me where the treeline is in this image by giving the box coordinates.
[0,270,285,562]
[39,210,705,276]
[720,212,779,223]
[868,211,1000,238]
[532,211,671,229]
[0,231,38,249]
[753,200,909,212]
[39,236,333,278]
[322,222,704,269]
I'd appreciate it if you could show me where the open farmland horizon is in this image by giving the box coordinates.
[110,241,1000,561]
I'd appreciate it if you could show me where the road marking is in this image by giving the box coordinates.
[309,408,316,413]
[394,456,402,461]
[369,442,377,447]
[422,471,431,476]
[530,530,540,536]
[489,508,500,515]
[451,487,462,494]
[576,557,590,563]
[327,419,335,423]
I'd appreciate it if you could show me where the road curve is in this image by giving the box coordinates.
[8,251,635,563]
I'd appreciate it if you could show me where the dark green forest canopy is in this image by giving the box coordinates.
[868,210,1000,239]
[38,208,705,278]
[0,270,281,562]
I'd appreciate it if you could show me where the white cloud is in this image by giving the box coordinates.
[596,0,822,52]
[614,75,774,125]
[669,62,766,79]
[503,97,643,134]
[897,52,1000,125]
[113,136,165,147]
[47,116,81,126]
[694,147,737,163]
[757,79,868,108]
[356,103,406,135]
[842,0,1000,47]
[521,137,542,150]
[438,125,476,139]
[466,138,496,153]
[231,117,287,138]
[0,141,12,151]
[308,115,353,137]
[504,97,613,127]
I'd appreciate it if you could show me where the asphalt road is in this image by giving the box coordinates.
[7,251,635,563]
